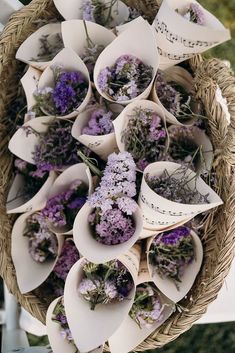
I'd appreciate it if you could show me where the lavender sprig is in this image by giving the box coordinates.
[98,55,153,102]
[121,107,167,171]
[31,33,64,62]
[82,0,119,28]
[149,227,195,288]
[78,260,134,310]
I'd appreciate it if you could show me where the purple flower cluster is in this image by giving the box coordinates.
[53,240,80,281]
[24,212,58,263]
[34,66,88,116]
[98,55,153,102]
[82,108,114,136]
[183,3,206,25]
[78,260,134,310]
[82,0,95,22]
[122,108,167,171]
[32,120,82,173]
[149,227,195,287]
[130,284,163,328]
[42,179,87,229]
[53,297,74,343]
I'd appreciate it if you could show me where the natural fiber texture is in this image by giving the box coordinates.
[0,0,235,349]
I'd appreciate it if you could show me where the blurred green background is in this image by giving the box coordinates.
[19,0,235,351]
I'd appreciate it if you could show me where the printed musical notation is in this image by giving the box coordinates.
[154,18,218,48]
[157,47,194,61]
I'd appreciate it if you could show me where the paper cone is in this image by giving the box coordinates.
[113,99,166,156]
[62,20,116,58]
[8,116,55,164]
[64,255,137,352]
[140,217,192,239]
[38,48,92,119]
[6,171,57,214]
[11,212,64,294]
[147,229,203,302]
[151,66,196,126]
[54,0,129,25]
[16,23,62,70]
[153,0,231,70]
[73,202,143,264]
[45,163,93,234]
[21,66,42,112]
[109,261,175,353]
[115,16,145,36]
[93,20,159,104]
[72,107,120,160]
[138,161,223,230]
[167,125,213,172]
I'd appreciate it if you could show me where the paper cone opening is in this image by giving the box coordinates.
[16,23,62,70]
[12,212,64,293]
[73,202,143,264]
[147,228,203,302]
[64,257,136,352]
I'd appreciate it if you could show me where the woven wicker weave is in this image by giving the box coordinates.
[0,0,235,350]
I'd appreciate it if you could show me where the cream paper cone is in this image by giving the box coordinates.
[21,66,42,112]
[62,20,116,58]
[45,163,93,235]
[108,260,175,353]
[47,297,104,353]
[73,202,143,264]
[167,125,213,172]
[16,23,62,70]
[151,66,196,126]
[8,116,55,164]
[147,229,203,302]
[153,0,231,70]
[6,171,57,214]
[93,20,159,104]
[54,0,129,25]
[64,249,139,352]
[140,217,192,239]
[113,99,166,155]
[38,48,92,119]
[139,161,223,230]
[11,212,64,294]
[115,16,145,36]
[72,106,121,160]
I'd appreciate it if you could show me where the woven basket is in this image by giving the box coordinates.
[0,0,235,350]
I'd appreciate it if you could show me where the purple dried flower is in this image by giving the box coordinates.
[82,108,114,136]
[182,3,206,25]
[53,240,80,281]
[53,297,75,344]
[82,0,95,22]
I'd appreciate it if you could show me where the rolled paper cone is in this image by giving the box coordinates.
[167,125,214,173]
[146,229,203,302]
[118,243,141,284]
[54,0,129,25]
[137,260,152,284]
[62,20,116,58]
[140,217,192,239]
[152,0,231,70]
[46,297,77,353]
[115,16,146,36]
[72,107,119,160]
[73,202,143,264]
[93,20,159,104]
[151,66,196,126]
[11,212,64,294]
[16,23,62,70]
[64,257,136,352]
[38,48,92,119]
[21,66,42,112]
[8,115,55,164]
[45,163,93,235]
[113,99,166,158]
[109,261,175,353]
[139,161,223,230]
[6,171,57,214]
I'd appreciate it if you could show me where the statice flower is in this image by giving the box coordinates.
[145,166,210,204]
[53,297,75,344]
[82,108,114,136]
[129,283,163,328]
[34,66,88,116]
[98,54,153,102]
[82,0,95,22]
[149,227,195,288]
[23,212,58,263]
[32,119,83,173]
[122,107,167,171]
[31,33,64,62]
[78,260,134,310]
[82,0,120,27]
[42,180,88,230]
[181,3,206,25]
[53,240,80,281]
